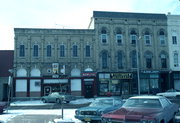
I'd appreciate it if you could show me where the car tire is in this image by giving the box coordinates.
[42,99,47,103]
[56,99,61,104]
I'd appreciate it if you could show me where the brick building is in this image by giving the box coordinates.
[13,11,170,98]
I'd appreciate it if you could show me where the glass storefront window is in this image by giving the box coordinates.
[140,79,149,93]
[140,79,158,94]
[110,80,120,95]
[99,84,108,94]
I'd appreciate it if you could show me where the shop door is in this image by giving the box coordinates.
[122,82,130,95]
[44,86,51,96]
[84,81,94,98]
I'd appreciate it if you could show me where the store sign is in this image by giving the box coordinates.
[142,70,159,73]
[52,63,59,74]
[111,73,133,79]
[82,72,96,77]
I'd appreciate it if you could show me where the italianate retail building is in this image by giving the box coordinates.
[13,11,171,98]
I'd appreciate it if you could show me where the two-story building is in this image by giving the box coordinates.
[13,11,170,98]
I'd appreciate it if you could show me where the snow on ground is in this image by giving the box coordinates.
[0,98,94,123]
[10,98,94,106]
[0,109,81,123]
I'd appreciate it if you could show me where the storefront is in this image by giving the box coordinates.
[97,72,134,96]
[172,71,180,90]
[82,72,97,98]
[140,71,159,94]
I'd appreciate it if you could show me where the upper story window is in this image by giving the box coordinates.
[101,29,107,44]
[174,52,179,67]
[131,50,137,68]
[159,30,165,45]
[72,45,78,57]
[172,36,177,45]
[116,29,123,44]
[130,30,137,45]
[85,45,91,57]
[145,52,153,69]
[19,45,25,57]
[47,45,51,57]
[117,51,123,69]
[160,54,167,68]
[60,45,65,57]
[102,51,108,69]
[144,31,151,45]
[33,45,39,57]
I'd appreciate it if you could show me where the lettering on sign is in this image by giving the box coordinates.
[111,73,133,79]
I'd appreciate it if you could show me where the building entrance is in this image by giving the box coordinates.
[122,82,130,95]
[44,86,51,96]
[84,81,94,98]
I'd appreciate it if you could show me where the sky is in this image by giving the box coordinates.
[0,0,180,50]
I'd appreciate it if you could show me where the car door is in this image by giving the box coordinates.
[160,98,174,122]
[48,93,56,102]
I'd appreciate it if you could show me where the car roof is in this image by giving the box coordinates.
[95,96,122,100]
[129,95,164,99]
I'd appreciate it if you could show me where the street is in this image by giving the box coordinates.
[1,98,180,123]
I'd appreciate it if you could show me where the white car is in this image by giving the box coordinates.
[156,89,180,98]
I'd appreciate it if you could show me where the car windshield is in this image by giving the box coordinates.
[167,89,180,92]
[90,99,114,107]
[123,98,162,108]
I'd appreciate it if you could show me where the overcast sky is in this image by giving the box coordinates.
[0,0,179,50]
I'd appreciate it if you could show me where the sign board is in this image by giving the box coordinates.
[82,72,96,77]
[111,73,133,79]
[52,63,59,74]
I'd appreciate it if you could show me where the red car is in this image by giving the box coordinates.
[102,95,179,123]
[0,102,7,114]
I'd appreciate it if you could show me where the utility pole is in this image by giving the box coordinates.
[136,37,141,95]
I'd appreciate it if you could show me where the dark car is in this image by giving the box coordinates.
[102,95,179,123]
[75,97,123,123]
[41,92,76,103]
[0,102,7,114]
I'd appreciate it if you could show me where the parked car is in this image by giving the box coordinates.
[75,97,123,123]
[156,88,180,98]
[41,92,76,103]
[0,102,7,114]
[102,95,179,123]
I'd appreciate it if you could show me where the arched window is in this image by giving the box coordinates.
[131,50,137,68]
[60,45,65,57]
[101,29,107,44]
[102,51,108,69]
[71,68,81,77]
[174,52,179,67]
[117,51,123,69]
[30,68,41,77]
[47,45,51,57]
[33,45,39,57]
[159,30,165,45]
[17,68,27,77]
[130,30,137,45]
[160,53,167,68]
[144,31,151,45]
[85,45,91,57]
[19,45,25,57]
[116,29,123,44]
[72,45,78,57]
[145,51,153,68]
[172,32,178,45]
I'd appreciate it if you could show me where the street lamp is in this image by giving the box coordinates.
[136,36,141,95]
